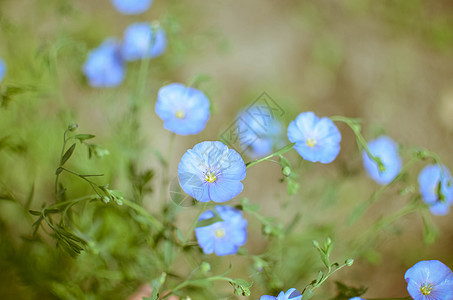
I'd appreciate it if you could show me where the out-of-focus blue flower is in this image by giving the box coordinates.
[178,141,246,203]
[418,164,453,216]
[121,23,166,61]
[237,106,284,158]
[362,136,402,185]
[155,83,210,135]
[111,0,152,15]
[404,260,453,299]
[287,112,341,163]
[195,205,247,256]
[82,39,125,88]
[0,57,6,83]
[349,298,365,300]
[259,288,302,300]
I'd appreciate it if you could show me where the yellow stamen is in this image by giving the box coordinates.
[205,171,217,183]
[420,283,433,295]
[215,228,225,238]
[306,138,317,147]
[175,110,185,119]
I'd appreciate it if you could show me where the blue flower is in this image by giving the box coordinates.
[121,23,167,61]
[362,136,402,185]
[111,0,152,15]
[349,298,365,300]
[178,141,246,203]
[259,288,302,300]
[287,112,341,163]
[237,106,284,158]
[404,260,453,300]
[418,164,453,216]
[195,205,247,256]
[0,57,6,83]
[82,39,125,88]
[155,83,210,135]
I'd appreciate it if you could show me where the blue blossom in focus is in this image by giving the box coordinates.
[111,0,152,15]
[82,39,125,88]
[121,23,167,61]
[362,136,402,185]
[418,164,453,216]
[237,106,284,158]
[0,57,6,83]
[178,141,246,202]
[195,205,247,256]
[155,83,210,135]
[287,111,341,163]
[404,260,453,300]
[259,288,302,300]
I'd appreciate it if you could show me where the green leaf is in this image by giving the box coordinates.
[196,214,223,228]
[230,278,253,296]
[302,288,314,299]
[74,134,95,142]
[287,178,300,196]
[29,210,42,216]
[60,143,76,166]
[55,167,63,175]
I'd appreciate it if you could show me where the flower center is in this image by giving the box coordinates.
[306,138,317,147]
[215,228,225,238]
[205,171,217,183]
[420,283,434,295]
[175,110,185,119]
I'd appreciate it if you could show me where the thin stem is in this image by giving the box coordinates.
[330,116,384,171]
[122,198,164,230]
[348,156,419,225]
[246,143,295,168]
[55,128,69,201]
[184,202,209,243]
[60,167,102,197]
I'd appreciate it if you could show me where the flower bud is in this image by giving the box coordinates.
[282,166,291,177]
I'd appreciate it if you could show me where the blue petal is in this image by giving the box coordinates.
[195,226,215,254]
[362,136,402,185]
[287,112,341,163]
[82,39,125,88]
[209,179,244,203]
[111,0,152,14]
[405,260,453,299]
[259,296,277,300]
[214,238,238,256]
[0,57,6,82]
[155,84,210,135]
[121,23,166,61]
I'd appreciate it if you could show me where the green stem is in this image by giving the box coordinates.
[348,156,419,225]
[330,116,384,171]
[165,275,232,298]
[184,202,209,243]
[122,198,164,231]
[246,143,295,168]
[55,128,70,201]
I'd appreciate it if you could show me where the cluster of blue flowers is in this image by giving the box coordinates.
[83,1,166,87]
[360,135,453,215]
[84,5,453,296]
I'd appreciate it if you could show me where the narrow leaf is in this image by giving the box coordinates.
[60,143,76,166]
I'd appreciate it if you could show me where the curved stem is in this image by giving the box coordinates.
[246,143,295,168]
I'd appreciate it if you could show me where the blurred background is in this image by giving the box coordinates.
[0,0,452,299]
